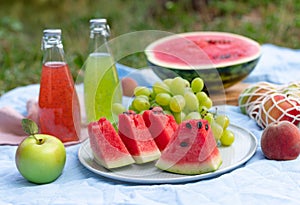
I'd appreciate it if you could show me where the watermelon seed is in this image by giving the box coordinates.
[186,123,192,129]
[180,141,188,147]
[219,54,231,59]
[207,39,231,44]
[205,124,209,131]
[197,121,202,129]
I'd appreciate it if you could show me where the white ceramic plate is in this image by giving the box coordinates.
[78,124,257,184]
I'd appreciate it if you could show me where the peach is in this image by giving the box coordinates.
[238,82,276,115]
[259,93,300,128]
[261,121,300,160]
[121,77,138,97]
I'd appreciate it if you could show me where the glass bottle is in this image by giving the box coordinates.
[84,19,122,123]
[39,29,81,143]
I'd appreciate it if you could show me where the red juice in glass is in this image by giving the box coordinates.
[38,61,81,143]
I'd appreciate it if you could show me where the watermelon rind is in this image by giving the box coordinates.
[149,58,259,89]
[132,152,161,164]
[155,148,222,175]
[92,152,135,169]
[155,119,223,175]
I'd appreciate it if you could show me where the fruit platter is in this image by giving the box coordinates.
[78,76,258,184]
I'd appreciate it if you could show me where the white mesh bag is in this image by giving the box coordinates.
[257,93,300,128]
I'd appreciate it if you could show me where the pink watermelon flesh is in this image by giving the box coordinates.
[148,32,260,68]
[118,111,161,164]
[88,117,135,169]
[142,106,178,151]
[155,119,222,175]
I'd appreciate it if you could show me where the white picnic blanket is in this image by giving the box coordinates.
[1,44,300,205]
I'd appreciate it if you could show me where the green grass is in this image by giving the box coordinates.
[1,0,300,95]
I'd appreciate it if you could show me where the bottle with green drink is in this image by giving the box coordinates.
[84,19,122,123]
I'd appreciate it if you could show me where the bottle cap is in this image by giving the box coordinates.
[89,18,110,37]
[43,29,62,36]
[42,29,63,50]
[90,19,107,26]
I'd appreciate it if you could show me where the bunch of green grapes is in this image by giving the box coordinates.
[113,76,234,146]
[129,77,209,119]
[203,111,235,146]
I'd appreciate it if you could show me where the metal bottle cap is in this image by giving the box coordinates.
[42,29,63,50]
[89,18,110,37]
[43,29,62,36]
[89,19,107,27]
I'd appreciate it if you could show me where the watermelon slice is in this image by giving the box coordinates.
[155,119,222,175]
[118,111,161,164]
[142,106,178,151]
[88,117,134,169]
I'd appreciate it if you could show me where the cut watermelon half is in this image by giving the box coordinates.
[155,119,222,175]
[146,32,261,69]
[142,106,178,151]
[145,32,261,89]
[118,111,161,164]
[88,117,135,169]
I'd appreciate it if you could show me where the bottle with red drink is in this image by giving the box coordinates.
[38,29,81,143]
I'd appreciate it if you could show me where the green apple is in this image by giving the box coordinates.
[15,119,66,184]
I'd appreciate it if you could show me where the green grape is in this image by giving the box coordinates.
[220,129,235,146]
[184,87,193,94]
[152,81,171,94]
[203,112,214,124]
[191,77,204,93]
[155,93,172,106]
[112,103,126,115]
[169,95,185,112]
[163,78,173,87]
[132,96,150,112]
[202,97,213,109]
[196,91,208,102]
[184,91,199,112]
[183,79,190,88]
[199,105,208,116]
[215,114,230,129]
[170,77,188,96]
[136,94,149,101]
[184,111,201,120]
[196,91,213,109]
[134,86,152,97]
[173,111,186,124]
[211,121,223,141]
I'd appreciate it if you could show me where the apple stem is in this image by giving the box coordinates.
[32,134,44,145]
